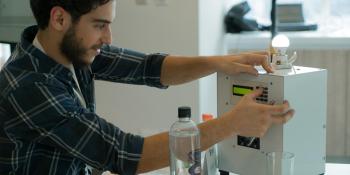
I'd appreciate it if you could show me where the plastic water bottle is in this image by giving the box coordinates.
[169,106,201,175]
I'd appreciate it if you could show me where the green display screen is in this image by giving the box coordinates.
[233,85,253,96]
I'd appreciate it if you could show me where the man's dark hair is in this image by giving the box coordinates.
[30,0,112,29]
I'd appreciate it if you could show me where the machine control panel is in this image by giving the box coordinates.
[256,86,269,103]
[232,84,269,104]
[232,84,269,150]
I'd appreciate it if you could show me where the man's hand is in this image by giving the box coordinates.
[223,88,294,137]
[161,51,272,85]
[210,51,273,76]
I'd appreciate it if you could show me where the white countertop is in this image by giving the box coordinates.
[140,163,350,175]
[325,163,350,175]
[225,30,350,51]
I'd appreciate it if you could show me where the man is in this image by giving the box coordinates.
[0,0,294,174]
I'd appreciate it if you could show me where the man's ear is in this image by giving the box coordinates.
[49,6,71,31]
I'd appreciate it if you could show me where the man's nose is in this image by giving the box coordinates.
[102,26,112,45]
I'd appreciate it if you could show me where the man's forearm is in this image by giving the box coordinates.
[160,55,219,86]
[159,52,273,86]
[136,132,170,174]
[198,113,234,151]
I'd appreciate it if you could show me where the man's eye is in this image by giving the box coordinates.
[95,24,106,29]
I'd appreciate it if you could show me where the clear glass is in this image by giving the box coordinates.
[169,117,201,175]
[266,152,295,175]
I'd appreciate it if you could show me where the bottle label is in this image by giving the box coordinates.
[188,149,201,175]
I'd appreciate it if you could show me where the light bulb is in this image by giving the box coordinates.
[270,34,296,69]
[272,34,290,48]
[271,34,289,56]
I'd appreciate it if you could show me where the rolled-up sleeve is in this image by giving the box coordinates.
[4,81,143,175]
[91,45,168,89]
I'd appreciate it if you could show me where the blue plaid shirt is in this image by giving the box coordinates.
[0,26,167,175]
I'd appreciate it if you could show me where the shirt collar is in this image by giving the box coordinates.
[32,35,46,54]
[20,25,74,82]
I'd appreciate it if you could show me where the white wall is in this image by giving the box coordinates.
[198,0,225,118]
[96,0,200,136]
[95,0,225,136]
[0,0,35,42]
[111,0,199,55]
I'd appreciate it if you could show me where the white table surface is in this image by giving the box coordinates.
[141,163,350,175]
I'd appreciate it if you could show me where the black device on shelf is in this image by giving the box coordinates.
[224,1,261,33]
[225,1,318,34]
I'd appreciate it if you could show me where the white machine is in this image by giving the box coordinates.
[217,66,327,175]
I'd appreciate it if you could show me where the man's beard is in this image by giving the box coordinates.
[60,25,95,68]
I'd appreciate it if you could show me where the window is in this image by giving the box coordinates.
[224,0,350,33]
[0,43,10,69]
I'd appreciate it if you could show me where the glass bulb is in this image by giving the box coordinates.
[272,34,290,48]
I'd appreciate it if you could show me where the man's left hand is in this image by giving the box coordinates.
[209,51,273,76]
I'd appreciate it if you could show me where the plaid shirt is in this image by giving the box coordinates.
[0,26,167,175]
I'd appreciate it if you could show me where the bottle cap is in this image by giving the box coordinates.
[202,113,214,122]
[178,106,191,118]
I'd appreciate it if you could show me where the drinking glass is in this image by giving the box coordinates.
[266,152,295,175]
